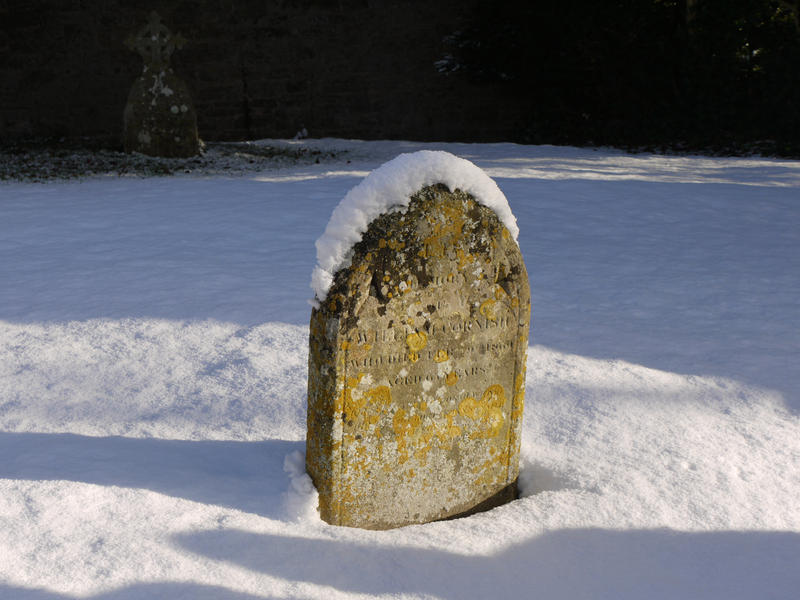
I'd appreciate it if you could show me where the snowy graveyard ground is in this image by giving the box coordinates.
[1,139,799,599]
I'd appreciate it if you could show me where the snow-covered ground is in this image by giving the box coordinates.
[1,140,799,599]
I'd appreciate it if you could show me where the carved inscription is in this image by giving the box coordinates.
[306,184,530,529]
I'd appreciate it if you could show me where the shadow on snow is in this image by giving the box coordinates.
[169,527,800,599]
[0,431,299,519]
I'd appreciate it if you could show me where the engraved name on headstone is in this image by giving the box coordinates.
[307,181,530,529]
[123,11,200,158]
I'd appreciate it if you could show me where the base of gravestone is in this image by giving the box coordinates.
[442,480,518,522]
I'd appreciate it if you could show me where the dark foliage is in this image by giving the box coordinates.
[442,0,800,155]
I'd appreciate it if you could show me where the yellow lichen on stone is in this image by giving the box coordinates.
[433,349,449,362]
[475,407,505,439]
[480,298,497,321]
[474,386,506,439]
[406,331,428,352]
[428,409,462,447]
[457,249,475,270]
[341,373,365,421]
[458,384,508,440]
[512,370,526,420]
[365,385,391,407]
[419,201,467,260]
[414,446,431,461]
[473,458,507,488]
[445,371,458,386]
[445,410,461,440]
[392,407,423,464]
[458,396,481,420]
[483,384,505,408]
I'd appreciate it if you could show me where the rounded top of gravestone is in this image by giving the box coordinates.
[311,150,518,302]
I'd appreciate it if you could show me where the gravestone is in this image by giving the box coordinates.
[307,162,530,529]
[123,11,201,158]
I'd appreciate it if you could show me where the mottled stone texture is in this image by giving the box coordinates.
[307,185,530,529]
[123,12,200,157]
[123,68,200,157]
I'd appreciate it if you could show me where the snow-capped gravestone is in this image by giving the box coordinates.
[306,151,530,529]
[123,11,201,158]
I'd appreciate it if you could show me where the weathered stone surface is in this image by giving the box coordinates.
[123,12,201,158]
[307,184,530,529]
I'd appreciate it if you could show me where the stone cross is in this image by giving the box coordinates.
[125,11,185,70]
[306,183,530,529]
[122,11,200,158]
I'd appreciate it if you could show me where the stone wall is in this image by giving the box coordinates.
[0,0,526,144]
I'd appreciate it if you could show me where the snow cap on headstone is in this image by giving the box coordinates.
[311,150,518,302]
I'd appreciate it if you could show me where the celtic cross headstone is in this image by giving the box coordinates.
[123,11,201,157]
